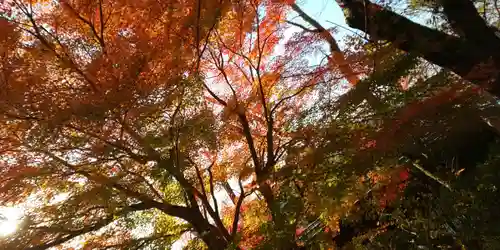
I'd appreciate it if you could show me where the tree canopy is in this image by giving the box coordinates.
[1,0,500,249]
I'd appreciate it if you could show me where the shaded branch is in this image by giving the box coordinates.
[63,1,105,50]
[439,0,500,50]
[231,177,246,238]
[27,214,122,250]
[17,3,98,92]
[222,181,237,204]
[207,161,220,215]
[285,20,317,32]
[65,124,149,164]
[290,3,359,86]
[336,0,500,96]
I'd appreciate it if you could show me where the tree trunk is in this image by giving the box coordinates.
[336,0,500,98]
[184,209,226,249]
[159,205,229,249]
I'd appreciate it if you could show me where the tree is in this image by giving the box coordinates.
[1,0,369,249]
[334,0,500,98]
[2,0,500,249]
[0,0,235,248]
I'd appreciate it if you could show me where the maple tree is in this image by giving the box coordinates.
[0,0,236,248]
[1,0,500,249]
[0,0,344,248]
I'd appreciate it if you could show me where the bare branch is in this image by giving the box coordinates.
[285,20,317,32]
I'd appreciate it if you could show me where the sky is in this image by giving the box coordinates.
[292,0,345,26]
[287,0,356,47]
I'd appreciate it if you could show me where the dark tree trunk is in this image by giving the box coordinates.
[187,209,229,249]
[158,204,229,250]
[336,0,500,98]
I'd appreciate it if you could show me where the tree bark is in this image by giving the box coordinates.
[439,0,500,49]
[154,202,228,249]
[335,0,500,97]
[183,208,229,249]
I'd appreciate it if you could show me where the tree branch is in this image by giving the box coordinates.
[26,211,131,250]
[207,161,220,215]
[222,181,237,204]
[336,0,500,95]
[290,3,360,86]
[285,20,317,32]
[231,177,246,238]
[439,0,500,51]
[63,1,105,50]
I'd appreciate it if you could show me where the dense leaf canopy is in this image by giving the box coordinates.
[1,0,500,249]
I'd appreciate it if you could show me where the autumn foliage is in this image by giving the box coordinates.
[1,0,499,249]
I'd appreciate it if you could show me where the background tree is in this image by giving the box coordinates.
[334,0,500,98]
